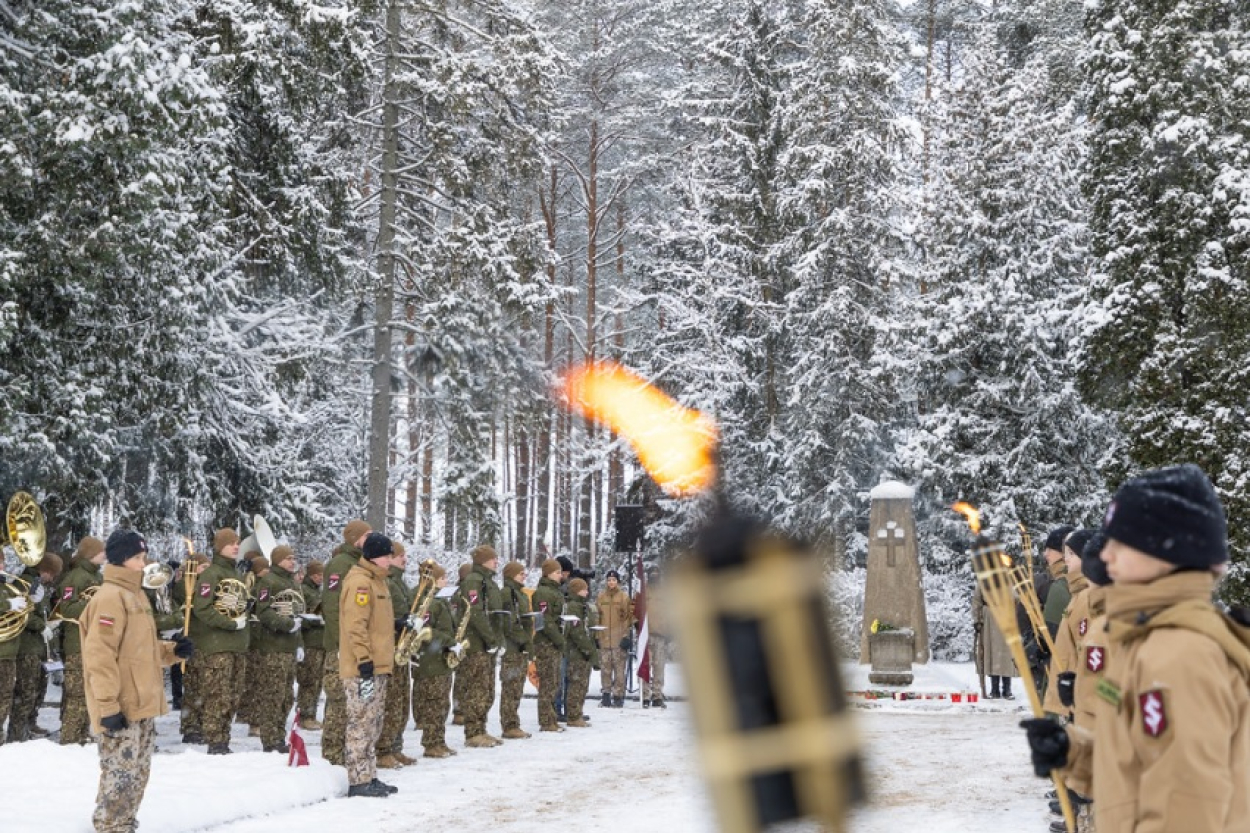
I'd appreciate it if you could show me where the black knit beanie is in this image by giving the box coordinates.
[1044,525,1075,552]
[1102,464,1227,568]
[362,532,394,561]
[105,529,148,566]
[1081,532,1111,587]
[1063,528,1095,561]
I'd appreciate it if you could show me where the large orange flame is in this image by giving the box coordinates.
[562,362,718,497]
[952,502,981,535]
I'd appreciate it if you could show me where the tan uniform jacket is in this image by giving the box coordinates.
[1066,572,1250,833]
[1065,587,1108,796]
[595,586,633,648]
[338,559,395,679]
[1044,573,1090,715]
[80,566,177,733]
[647,585,667,638]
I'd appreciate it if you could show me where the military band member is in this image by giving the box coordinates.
[498,561,533,739]
[56,536,106,745]
[187,528,250,754]
[341,532,399,798]
[321,519,370,766]
[178,553,209,742]
[81,529,193,833]
[533,559,566,732]
[413,563,457,759]
[252,545,302,753]
[296,560,326,729]
[238,555,270,733]
[1023,465,1250,833]
[596,569,633,708]
[377,540,416,768]
[564,578,598,728]
[642,569,669,708]
[10,551,58,741]
[460,545,504,747]
[450,561,472,727]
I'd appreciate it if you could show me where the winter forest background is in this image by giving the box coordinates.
[2,0,1248,658]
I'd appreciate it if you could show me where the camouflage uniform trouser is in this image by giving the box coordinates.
[600,646,626,699]
[535,643,562,729]
[296,647,325,720]
[452,665,464,721]
[1078,802,1096,833]
[498,652,527,731]
[253,652,296,749]
[377,662,410,756]
[460,650,495,739]
[642,638,667,701]
[343,674,388,787]
[235,650,256,724]
[199,652,247,745]
[179,655,202,736]
[93,716,155,833]
[321,649,345,763]
[567,656,592,721]
[0,657,15,745]
[62,653,91,744]
[11,653,45,741]
[413,673,452,749]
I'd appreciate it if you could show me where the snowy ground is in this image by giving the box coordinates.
[4,662,1052,832]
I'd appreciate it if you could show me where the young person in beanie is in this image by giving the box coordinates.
[81,529,193,833]
[252,545,303,753]
[340,532,399,798]
[296,560,326,730]
[238,555,271,733]
[1041,525,1075,641]
[55,536,106,745]
[377,540,416,769]
[413,563,458,758]
[320,519,370,765]
[177,553,209,742]
[595,568,634,707]
[1042,528,1095,717]
[459,544,504,747]
[498,561,533,739]
[532,559,567,731]
[563,577,599,727]
[8,548,53,742]
[450,562,472,727]
[186,528,250,753]
[18,551,63,738]
[1022,464,1250,833]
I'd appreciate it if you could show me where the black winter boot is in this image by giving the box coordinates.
[601,692,612,708]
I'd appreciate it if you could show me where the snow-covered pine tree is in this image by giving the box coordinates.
[1079,0,1250,598]
[893,11,1114,570]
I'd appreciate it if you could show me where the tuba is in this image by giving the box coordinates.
[0,492,46,642]
[239,515,276,561]
[395,559,437,666]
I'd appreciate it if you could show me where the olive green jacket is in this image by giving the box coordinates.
[388,566,412,640]
[413,595,457,679]
[564,595,599,665]
[300,575,324,651]
[54,556,102,657]
[460,564,502,654]
[531,577,566,651]
[501,577,533,656]
[254,564,301,653]
[320,544,361,653]
[18,565,49,658]
[188,554,250,655]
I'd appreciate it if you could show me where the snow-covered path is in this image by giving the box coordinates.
[5,664,1053,832]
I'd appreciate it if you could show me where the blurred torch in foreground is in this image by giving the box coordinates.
[563,361,863,833]
[953,504,1074,833]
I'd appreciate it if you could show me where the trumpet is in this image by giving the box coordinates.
[396,560,437,666]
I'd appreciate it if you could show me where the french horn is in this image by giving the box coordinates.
[214,577,251,618]
[269,587,306,619]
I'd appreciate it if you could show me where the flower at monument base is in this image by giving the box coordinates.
[870,618,898,635]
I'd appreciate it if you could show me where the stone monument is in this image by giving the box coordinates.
[861,481,929,667]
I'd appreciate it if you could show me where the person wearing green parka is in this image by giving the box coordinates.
[187,528,250,753]
[532,559,567,732]
[563,578,599,728]
[319,518,370,766]
[55,537,106,745]
[498,561,533,739]
[378,541,416,768]
[296,560,325,729]
[252,545,303,752]
[412,563,457,758]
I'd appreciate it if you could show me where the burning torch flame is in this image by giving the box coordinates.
[562,362,718,497]
[952,502,981,535]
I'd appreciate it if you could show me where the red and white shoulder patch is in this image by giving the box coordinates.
[62,586,74,601]
[1085,646,1104,673]
[1140,690,1168,738]
[1078,618,1088,636]
[468,590,479,605]
[328,575,340,591]
[98,616,114,627]
[199,583,212,598]
[259,588,269,602]
[539,600,548,613]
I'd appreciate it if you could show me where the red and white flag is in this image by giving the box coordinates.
[635,554,650,684]
[288,709,309,767]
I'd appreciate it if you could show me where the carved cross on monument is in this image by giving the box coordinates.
[876,521,905,567]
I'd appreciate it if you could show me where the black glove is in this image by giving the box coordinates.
[619,636,631,650]
[394,615,408,635]
[100,713,128,735]
[1020,718,1069,778]
[1037,641,1052,661]
[358,661,374,679]
[173,635,194,660]
[1056,672,1076,708]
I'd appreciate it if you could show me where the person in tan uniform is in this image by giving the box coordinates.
[81,530,193,833]
[1023,464,1250,833]
[1042,528,1095,718]
[595,569,633,707]
[340,532,399,798]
